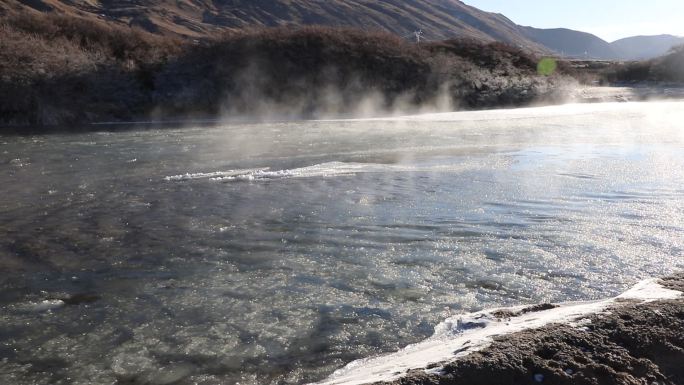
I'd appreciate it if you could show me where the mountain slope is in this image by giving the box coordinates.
[611,35,684,60]
[520,27,619,59]
[1,0,553,52]
[2,0,679,60]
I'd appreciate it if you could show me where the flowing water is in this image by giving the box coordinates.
[1,101,683,385]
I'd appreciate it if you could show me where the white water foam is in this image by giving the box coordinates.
[312,278,681,385]
[163,168,269,181]
[165,161,485,183]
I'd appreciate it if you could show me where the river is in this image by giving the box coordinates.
[1,101,683,384]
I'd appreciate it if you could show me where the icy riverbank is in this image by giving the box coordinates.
[316,275,684,385]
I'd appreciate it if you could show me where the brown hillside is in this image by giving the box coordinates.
[0,0,551,53]
[0,10,572,128]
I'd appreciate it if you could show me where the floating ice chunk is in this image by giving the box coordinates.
[166,161,480,184]
[15,299,65,312]
[210,162,368,181]
[164,168,270,181]
[9,158,27,167]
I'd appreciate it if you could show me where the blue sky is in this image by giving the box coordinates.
[465,0,684,42]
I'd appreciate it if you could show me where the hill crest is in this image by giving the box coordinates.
[2,0,680,60]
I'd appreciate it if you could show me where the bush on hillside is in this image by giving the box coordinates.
[4,12,181,67]
[155,27,570,117]
[0,11,183,125]
[155,27,436,117]
[0,13,573,128]
[603,45,684,83]
[425,39,537,72]
[653,45,684,82]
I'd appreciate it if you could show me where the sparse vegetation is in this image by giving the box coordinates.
[0,11,182,126]
[603,45,684,83]
[0,11,573,129]
[653,45,684,82]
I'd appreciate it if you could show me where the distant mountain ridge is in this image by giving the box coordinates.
[2,0,681,60]
[519,27,618,59]
[611,35,684,60]
[520,27,684,60]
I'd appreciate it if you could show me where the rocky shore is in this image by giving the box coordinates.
[377,274,684,385]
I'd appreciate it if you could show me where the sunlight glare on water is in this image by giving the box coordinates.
[0,101,683,384]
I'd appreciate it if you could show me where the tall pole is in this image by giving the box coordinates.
[414,29,423,44]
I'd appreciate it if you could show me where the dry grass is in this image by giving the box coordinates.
[425,39,538,72]
[4,12,182,66]
[155,26,567,117]
[654,45,684,82]
[0,11,182,125]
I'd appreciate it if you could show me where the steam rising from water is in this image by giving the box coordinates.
[204,53,583,122]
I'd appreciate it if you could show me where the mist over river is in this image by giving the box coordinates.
[1,101,684,385]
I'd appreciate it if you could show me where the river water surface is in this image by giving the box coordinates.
[1,101,683,384]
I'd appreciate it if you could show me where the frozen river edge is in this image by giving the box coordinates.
[318,274,684,385]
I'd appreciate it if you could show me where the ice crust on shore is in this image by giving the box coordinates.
[313,278,681,385]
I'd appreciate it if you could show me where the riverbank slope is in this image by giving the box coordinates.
[371,274,684,385]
